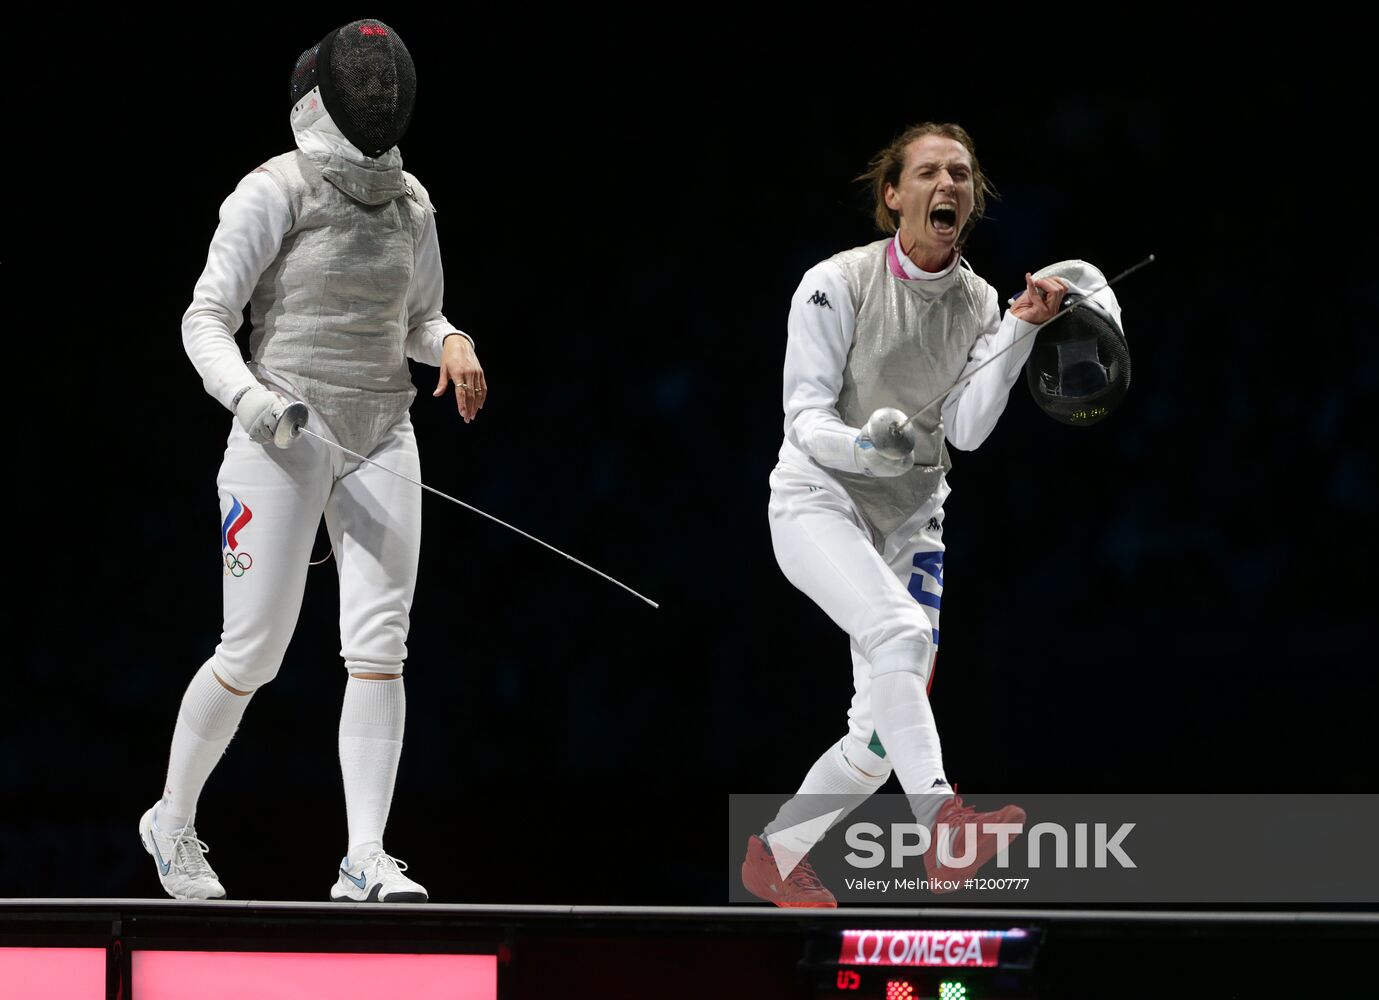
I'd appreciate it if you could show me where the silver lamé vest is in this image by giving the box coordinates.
[250,150,433,456]
[831,239,994,537]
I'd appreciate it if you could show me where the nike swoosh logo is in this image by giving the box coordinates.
[340,868,367,890]
[153,838,171,876]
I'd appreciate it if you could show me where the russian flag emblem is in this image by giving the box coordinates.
[221,496,253,552]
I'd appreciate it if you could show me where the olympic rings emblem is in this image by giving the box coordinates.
[224,550,254,577]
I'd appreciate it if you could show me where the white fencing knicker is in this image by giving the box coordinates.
[213,395,421,693]
[768,460,947,779]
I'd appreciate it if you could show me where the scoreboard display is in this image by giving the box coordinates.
[807,927,1041,999]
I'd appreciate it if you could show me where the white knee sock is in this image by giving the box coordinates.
[339,676,405,859]
[870,669,948,796]
[763,739,888,856]
[158,659,253,831]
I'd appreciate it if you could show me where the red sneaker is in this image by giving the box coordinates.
[922,796,1026,894]
[740,834,837,908]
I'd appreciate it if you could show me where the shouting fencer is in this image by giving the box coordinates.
[743,123,1071,906]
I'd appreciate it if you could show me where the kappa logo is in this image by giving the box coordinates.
[927,517,941,531]
[807,290,833,310]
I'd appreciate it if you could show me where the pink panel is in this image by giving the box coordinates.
[0,947,106,1000]
[133,950,497,1000]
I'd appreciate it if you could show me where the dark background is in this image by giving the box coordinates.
[6,10,1374,904]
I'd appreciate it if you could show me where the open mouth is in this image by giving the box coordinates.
[929,203,957,235]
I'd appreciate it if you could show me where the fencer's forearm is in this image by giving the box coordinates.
[942,309,1038,450]
[182,172,292,411]
[404,214,471,366]
[791,408,869,475]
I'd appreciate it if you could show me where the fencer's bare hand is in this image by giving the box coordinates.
[1010,274,1069,324]
[434,335,487,423]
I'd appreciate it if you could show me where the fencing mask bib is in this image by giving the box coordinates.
[1023,259,1131,426]
[290,19,416,158]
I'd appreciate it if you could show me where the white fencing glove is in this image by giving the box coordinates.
[233,386,307,448]
[853,432,915,478]
[804,417,915,478]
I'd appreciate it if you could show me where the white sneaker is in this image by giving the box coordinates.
[330,850,428,903]
[138,805,226,900]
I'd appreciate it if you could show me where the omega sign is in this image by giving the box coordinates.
[838,930,1004,968]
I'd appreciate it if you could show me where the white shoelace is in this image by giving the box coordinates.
[361,851,409,877]
[169,828,215,878]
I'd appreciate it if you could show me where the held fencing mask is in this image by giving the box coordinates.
[1023,259,1131,426]
[290,19,416,158]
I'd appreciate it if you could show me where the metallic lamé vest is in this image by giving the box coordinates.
[250,151,432,455]
[831,239,993,537]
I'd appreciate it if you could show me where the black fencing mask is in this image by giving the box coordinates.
[1023,260,1131,426]
[290,19,416,158]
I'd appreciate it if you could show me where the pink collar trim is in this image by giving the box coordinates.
[888,232,959,281]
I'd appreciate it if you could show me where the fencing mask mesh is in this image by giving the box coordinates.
[1023,260,1131,426]
[289,19,416,158]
